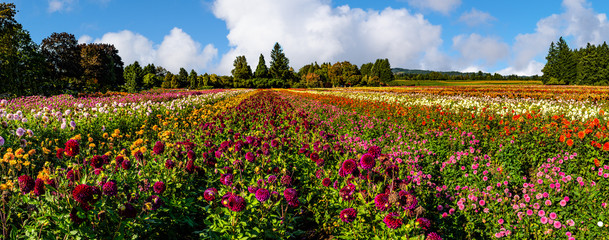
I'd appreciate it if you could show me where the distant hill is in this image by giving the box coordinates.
[392,68,479,76]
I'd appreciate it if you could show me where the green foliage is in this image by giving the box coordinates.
[188,69,198,89]
[161,72,173,88]
[0,3,48,97]
[541,37,609,86]
[269,42,290,82]
[79,43,125,92]
[40,32,83,90]
[231,55,253,83]
[178,68,189,88]
[254,54,269,79]
[124,61,143,93]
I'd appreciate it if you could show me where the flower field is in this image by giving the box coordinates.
[2,86,609,239]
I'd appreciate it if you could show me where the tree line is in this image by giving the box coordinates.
[394,71,539,81]
[230,43,395,88]
[542,37,609,85]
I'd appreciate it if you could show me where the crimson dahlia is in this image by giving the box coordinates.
[342,159,357,174]
[383,212,403,229]
[18,175,35,194]
[64,139,79,157]
[153,181,166,194]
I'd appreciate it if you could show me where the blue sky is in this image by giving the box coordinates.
[11,0,609,75]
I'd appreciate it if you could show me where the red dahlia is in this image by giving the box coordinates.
[18,175,35,194]
[64,139,79,157]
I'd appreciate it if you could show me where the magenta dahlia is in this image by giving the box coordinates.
[102,181,118,196]
[342,159,357,174]
[153,181,166,194]
[255,188,270,202]
[375,193,391,211]
[426,232,443,240]
[322,178,332,187]
[383,212,403,229]
[203,188,218,201]
[220,173,234,186]
[417,217,431,230]
[284,188,298,202]
[227,194,246,212]
[56,148,65,159]
[121,159,131,170]
[185,160,195,173]
[367,145,382,158]
[339,208,357,223]
[281,175,292,186]
[245,152,255,162]
[165,159,175,169]
[360,153,376,170]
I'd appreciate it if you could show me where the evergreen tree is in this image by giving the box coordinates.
[143,63,157,76]
[171,74,180,89]
[231,55,253,83]
[555,37,576,85]
[541,41,559,84]
[254,54,269,78]
[123,61,143,93]
[188,69,198,89]
[360,63,373,77]
[178,68,188,88]
[142,73,158,90]
[370,59,394,85]
[161,72,173,88]
[269,42,290,80]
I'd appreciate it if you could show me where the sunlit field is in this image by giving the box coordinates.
[2,86,608,239]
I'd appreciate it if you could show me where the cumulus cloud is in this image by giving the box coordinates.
[212,0,444,75]
[156,28,218,73]
[458,8,496,27]
[405,0,461,14]
[453,34,509,67]
[48,0,77,13]
[502,0,609,75]
[81,28,217,73]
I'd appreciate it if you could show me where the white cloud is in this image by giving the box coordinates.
[48,0,77,13]
[212,0,444,75]
[77,35,93,44]
[156,28,218,73]
[94,30,156,65]
[405,0,461,15]
[504,0,609,75]
[458,8,496,27]
[498,61,545,76]
[83,28,217,73]
[453,34,509,66]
